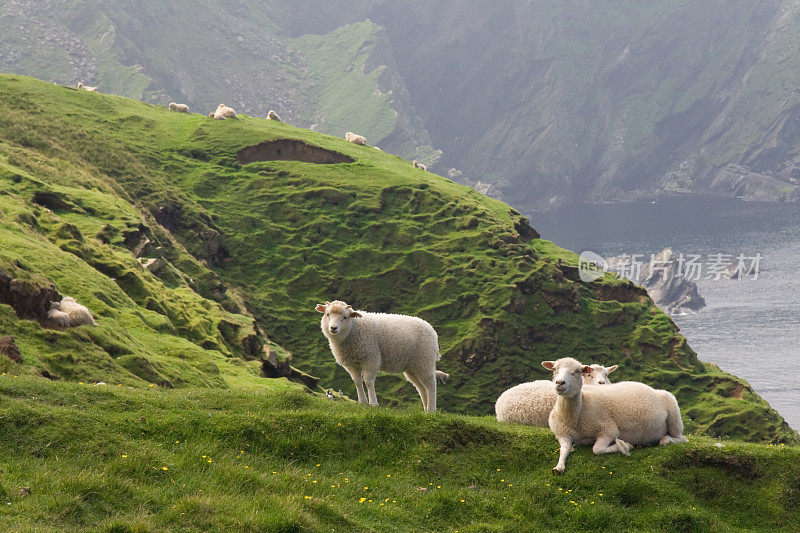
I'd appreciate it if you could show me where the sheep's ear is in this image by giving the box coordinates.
[607,365,618,373]
[582,365,593,374]
[541,361,555,370]
[350,311,362,318]
[315,304,327,313]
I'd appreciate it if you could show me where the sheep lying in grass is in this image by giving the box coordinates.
[345,132,367,145]
[316,300,447,413]
[267,110,281,121]
[77,82,98,92]
[213,104,236,120]
[46,308,70,327]
[168,102,189,113]
[495,364,617,426]
[50,297,97,327]
[543,357,686,474]
[412,160,427,171]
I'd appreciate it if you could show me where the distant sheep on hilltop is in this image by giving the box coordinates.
[345,132,366,145]
[77,82,98,92]
[168,102,189,113]
[213,104,236,120]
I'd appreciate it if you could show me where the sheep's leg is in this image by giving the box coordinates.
[659,435,688,446]
[404,372,428,412]
[592,436,632,456]
[419,372,437,413]
[363,365,379,406]
[553,436,573,475]
[343,365,367,404]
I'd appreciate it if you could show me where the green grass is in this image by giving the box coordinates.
[0,73,796,447]
[0,374,798,532]
[292,22,399,144]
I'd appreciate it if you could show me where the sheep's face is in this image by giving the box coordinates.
[542,358,592,398]
[316,300,362,340]
[49,301,61,311]
[585,364,618,385]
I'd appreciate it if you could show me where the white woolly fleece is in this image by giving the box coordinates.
[319,300,442,412]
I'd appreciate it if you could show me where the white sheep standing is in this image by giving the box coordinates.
[345,132,367,145]
[77,82,98,92]
[51,297,97,327]
[316,300,448,413]
[543,357,686,474]
[168,102,189,113]
[495,364,617,426]
[267,109,281,121]
[46,308,71,327]
[412,160,427,171]
[213,104,236,120]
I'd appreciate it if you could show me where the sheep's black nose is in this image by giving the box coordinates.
[330,326,338,332]
[555,379,565,385]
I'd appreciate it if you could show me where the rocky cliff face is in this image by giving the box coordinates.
[258,0,800,208]
[351,0,800,209]
[608,248,707,315]
[5,1,800,208]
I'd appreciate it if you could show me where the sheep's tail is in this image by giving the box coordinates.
[435,370,449,384]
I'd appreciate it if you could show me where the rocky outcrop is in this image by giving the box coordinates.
[0,335,21,362]
[608,248,706,315]
[0,267,61,322]
[236,139,354,165]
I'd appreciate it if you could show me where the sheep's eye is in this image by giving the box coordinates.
[343,316,348,320]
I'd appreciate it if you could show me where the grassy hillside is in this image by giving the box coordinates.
[0,0,433,160]
[291,22,402,145]
[0,74,796,446]
[1,375,799,531]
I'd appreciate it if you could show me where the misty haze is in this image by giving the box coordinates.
[0,1,798,530]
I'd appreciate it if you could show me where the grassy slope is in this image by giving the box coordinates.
[291,22,399,145]
[0,79,292,388]
[0,74,796,446]
[0,375,798,531]
[0,1,415,151]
